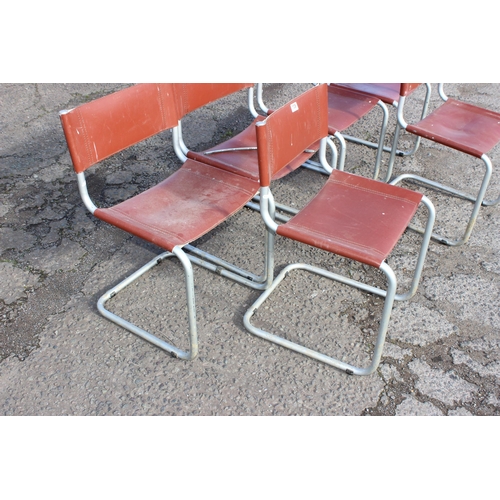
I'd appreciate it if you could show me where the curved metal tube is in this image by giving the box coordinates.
[76,172,97,214]
[97,251,198,360]
[243,261,398,376]
[394,195,435,301]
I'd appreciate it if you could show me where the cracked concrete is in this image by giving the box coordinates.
[0,83,499,416]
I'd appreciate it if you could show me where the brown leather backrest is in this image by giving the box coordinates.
[256,84,328,187]
[60,83,178,173]
[173,83,254,118]
[400,83,421,97]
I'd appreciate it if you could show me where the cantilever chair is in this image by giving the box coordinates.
[244,83,436,376]
[59,83,323,360]
[59,83,271,360]
[386,83,499,246]
[333,83,432,168]
[257,83,390,179]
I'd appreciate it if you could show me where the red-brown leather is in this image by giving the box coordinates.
[187,117,265,181]
[335,83,421,103]
[60,84,178,173]
[276,169,423,268]
[400,83,422,97]
[326,84,381,134]
[406,98,500,158]
[189,116,318,181]
[256,84,329,187]
[95,160,259,252]
[173,83,254,118]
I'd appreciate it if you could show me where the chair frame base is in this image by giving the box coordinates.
[339,83,432,176]
[97,248,199,360]
[243,261,397,376]
[389,154,492,246]
[96,230,275,359]
[243,187,434,375]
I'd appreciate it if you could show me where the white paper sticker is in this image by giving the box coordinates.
[290,102,299,112]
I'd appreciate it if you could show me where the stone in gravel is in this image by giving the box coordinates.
[396,395,444,416]
[425,274,500,329]
[451,348,500,380]
[389,302,457,346]
[383,342,412,360]
[0,262,40,304]
[26,239,86,274]
[409,359,479,405]
[0,227,36,254]
[448,407,473,416]
[106,171,133,185]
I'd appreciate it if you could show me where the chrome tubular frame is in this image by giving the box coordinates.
[243,179,434,375]
[96,230,276,360]
[343,84,432,162]
[389,154,493,246]
[339,99,390,180]
[97,249,199,360]
[243,260,398,376]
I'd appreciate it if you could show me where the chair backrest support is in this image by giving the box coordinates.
[173,83,254,118]
[60,84,180,174]
[256,84,329,187]
[400,83,421,97]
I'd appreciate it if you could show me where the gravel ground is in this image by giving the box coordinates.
[1,83,499,418]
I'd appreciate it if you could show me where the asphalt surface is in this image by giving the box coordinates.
[0,83,499,416]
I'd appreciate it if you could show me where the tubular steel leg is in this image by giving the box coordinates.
[341,100,390,180]
[395,83,432,159]
[394,195,435,301]
[243,261,397,376]
[97,249,198,360]
[302,131,343,174]
[480,155,500,206]
[390,155,493,246]
[371,100,389,180]
[183,207,275,291]
[345,84,431,164]
[385,122,403,182]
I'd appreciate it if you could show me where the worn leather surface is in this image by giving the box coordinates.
[60,84,178,173]
[191,116,318,181]
[95,160,259,251]
[334,83,421,104]
[257,84,329,186]
[276,169,423,268]
[326,84,382,134]
[407,98,500,158]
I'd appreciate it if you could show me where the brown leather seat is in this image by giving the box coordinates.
[95,160,259,252]
[276,169,422,268]
[312,84,390,179]
[406,98,500,158]
[59,83,283,362]
[193,120,319,181]
[326,84,385,135]
[334,83,421,106]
